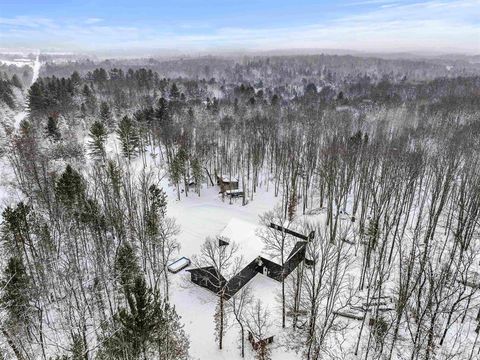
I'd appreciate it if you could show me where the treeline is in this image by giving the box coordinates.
[0,72,23,109]
[40,54,480,85]
[27,64,480,127]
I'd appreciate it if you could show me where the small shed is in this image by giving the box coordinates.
[216,174,239,192]
[248,331,274,351]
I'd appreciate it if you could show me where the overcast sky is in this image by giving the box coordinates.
[0,0,479,54]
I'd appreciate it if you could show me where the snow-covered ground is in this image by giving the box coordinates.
[164,183,300,359]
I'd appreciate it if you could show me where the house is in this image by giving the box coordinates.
[188,218,311,300]
[216,174,239,193]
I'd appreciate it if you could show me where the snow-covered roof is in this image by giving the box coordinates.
[220,218,265,264]
[219,217,301,265]
[217,175,238,183]
[225,189,243,195]
[168,257,191,273]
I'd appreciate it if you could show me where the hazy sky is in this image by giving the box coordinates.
[0,0,479,54]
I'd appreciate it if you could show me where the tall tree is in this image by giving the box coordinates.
[117,115,140,161]
[88,121,108,159]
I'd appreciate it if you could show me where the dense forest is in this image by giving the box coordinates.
[1,53,480,359]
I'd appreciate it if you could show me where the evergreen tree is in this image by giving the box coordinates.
[155,97,170,123]
[1,257,32,328]
[55,165,85,208]
[116,116,140,161]
[169,152,185,201]
[11,74,22,88]
[100,101,113,128]
[88,121,107,159]
[1,202,31,257]
[190,157,203,196]
[28,81,45,114]
[99,276,189,360]
[82,84,97,114]
[158,302,189,360]
[145,185,167,237]
[115,243,141,297]
[46,115,61,140]
[169,83,180,100]
[70,71,81,85]
[70,334,86,360]
[0,79,15,109]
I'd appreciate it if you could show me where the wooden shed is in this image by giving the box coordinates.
[216,174,239,193]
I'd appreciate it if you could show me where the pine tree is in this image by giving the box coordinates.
[115,243,141,297]
[100,101,113,128]
[116,116,140,161]
[55,165,85,208]
[1,257,32,328]
[45,116,61,140]
[82,84,96,114]
[99,277,189,360]
[88,121,107,159]
[11,74,22,88]
[70,334,86,360]
[158,302,189,360]
[155,97,170,123]
[190,157,203,196]
[106,276,156,359]
[145,185,167,237]
[28,81,45,114]
[70,71,81,85]
[169,151,186,200]
[169,83,180,100]
[1,202,31,257]
[106,160,122,198]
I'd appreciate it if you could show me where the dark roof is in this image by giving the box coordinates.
[187,266,227,282]
[269,223,311,241]
[286,241,307,262]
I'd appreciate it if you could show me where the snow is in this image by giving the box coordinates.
[0,54,41,79]
[218,174,238,183]
[163,182,300,359]
[31,54,41,83]
[168,257,191,273]
[225,189,243,195]
[220,217,266,265]
[0,54,477,358]
[0,59,31,66]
